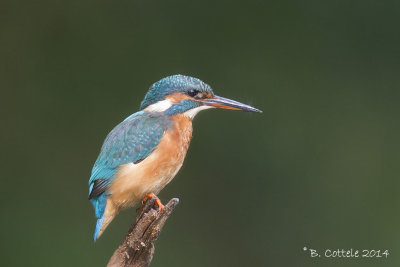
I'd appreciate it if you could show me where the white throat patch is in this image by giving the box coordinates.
[183,105,214,119]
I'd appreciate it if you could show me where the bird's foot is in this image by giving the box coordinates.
[154,198,165,211]
[136,193,164,212]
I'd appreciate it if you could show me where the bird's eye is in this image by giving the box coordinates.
[187,89,200,97]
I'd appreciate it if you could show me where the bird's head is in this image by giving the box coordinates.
[140,74,262,118]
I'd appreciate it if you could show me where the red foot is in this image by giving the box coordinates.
[137,193,164,212]
[154,198,165,211]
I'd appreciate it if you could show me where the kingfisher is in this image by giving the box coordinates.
[88,74,261,241]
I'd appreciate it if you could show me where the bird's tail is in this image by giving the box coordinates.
[91,196,119,241]
[94,216,104,241]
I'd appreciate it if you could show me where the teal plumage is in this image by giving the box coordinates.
[140,74,213,110]
[88,74,261,241]
[89,111,172,186]
[88,111,172,240]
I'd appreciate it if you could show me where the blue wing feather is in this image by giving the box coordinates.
[88,111,172,218]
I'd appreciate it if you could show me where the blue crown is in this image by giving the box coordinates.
[140,74,214,110]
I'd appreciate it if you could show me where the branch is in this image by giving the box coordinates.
[107,197,179,267]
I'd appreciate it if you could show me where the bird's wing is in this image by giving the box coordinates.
[88,111,172,199]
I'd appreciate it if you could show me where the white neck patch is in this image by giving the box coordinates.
[144,99,173,112]
[183,105,214,119]
[144,99,213,118]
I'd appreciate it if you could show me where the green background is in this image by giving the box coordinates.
[1,0,399,266]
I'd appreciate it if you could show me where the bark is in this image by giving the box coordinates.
[107,196,179,267]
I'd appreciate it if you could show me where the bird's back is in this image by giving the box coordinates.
[89,111,193,240]
[109,113,193,208]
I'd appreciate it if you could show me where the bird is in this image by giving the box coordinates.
[88,74,261,241]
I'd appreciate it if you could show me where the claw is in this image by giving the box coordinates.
[142,193,156,203]
[154,198,165,211]
[137,193,164,212]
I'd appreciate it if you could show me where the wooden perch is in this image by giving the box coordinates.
[107,197,179,267]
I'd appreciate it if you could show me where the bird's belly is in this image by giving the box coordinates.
[109,115,192,209]
[110,161,183,208]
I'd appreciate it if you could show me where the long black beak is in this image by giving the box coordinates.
[201,95,262,113]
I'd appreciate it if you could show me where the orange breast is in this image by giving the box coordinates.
[109,114,193,209]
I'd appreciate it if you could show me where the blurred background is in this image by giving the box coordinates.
[1,0,400,266]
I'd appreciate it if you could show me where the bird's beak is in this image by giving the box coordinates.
[201,95,262,113]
